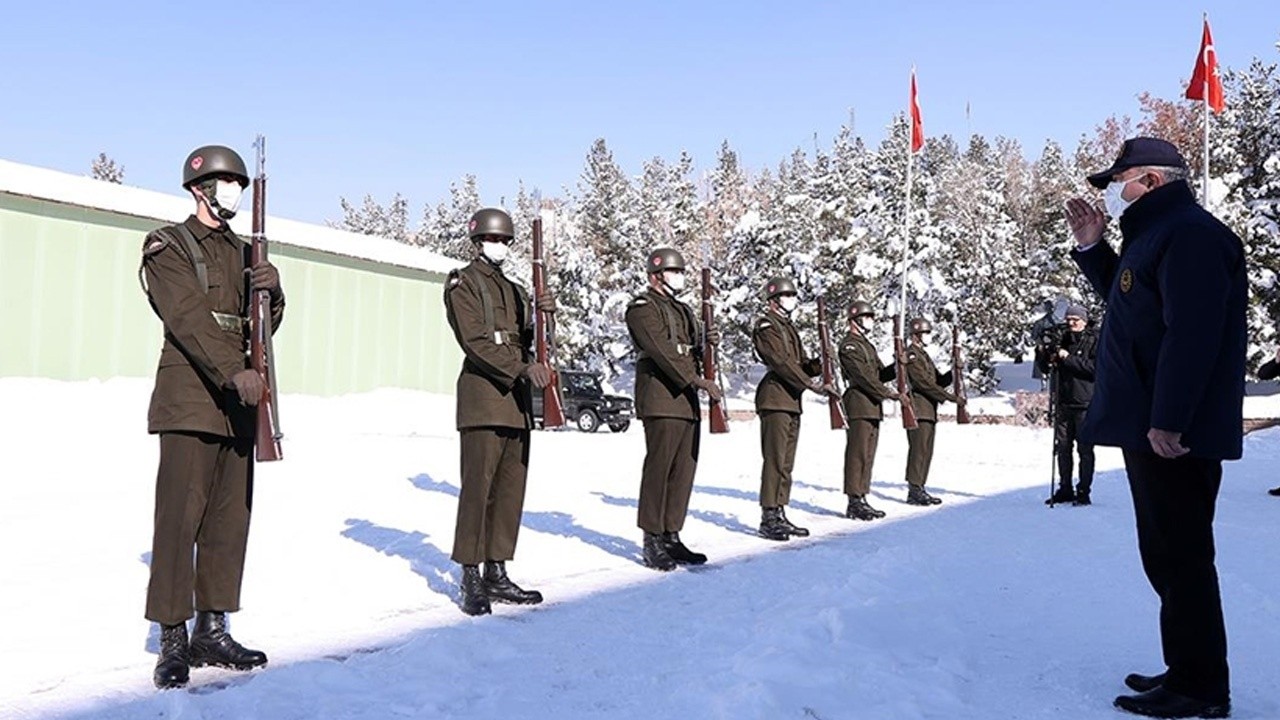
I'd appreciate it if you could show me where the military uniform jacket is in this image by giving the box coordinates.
[625,288,700,420]
[142,216,286,438]
[904,341,955,422]
[838,331,897,421]
[752,310,822,414]
[444,259,535,430]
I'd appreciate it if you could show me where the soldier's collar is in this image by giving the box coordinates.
[184,215,220,240]
[473,257,503,277]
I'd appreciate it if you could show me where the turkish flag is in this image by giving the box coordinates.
[1186,17,1225,114]
[909,69,924,153]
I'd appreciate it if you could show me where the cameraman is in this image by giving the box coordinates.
[1035,305,1098,505]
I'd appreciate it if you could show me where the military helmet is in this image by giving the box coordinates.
[646,247,686,273]
[763,276,798,300]
[468,208,515,240]
[909,318,933,334]
[849,300,875,319]
[182,145,249,188]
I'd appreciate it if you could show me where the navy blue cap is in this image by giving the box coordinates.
[1065,304,1088,322]
[1086,137,1188,189]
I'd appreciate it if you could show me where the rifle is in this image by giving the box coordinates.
[700,267,730,434]
[893,315,919,430]
[250,135,283,462]
[816,297,847,430]
[531,215,566,428]
[952,324,971,424]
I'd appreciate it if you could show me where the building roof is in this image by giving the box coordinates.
[0,158,463,275]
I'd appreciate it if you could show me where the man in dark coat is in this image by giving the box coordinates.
[1066,137,1245,719]
[141,145,284,689]
[1035,304,1099,505]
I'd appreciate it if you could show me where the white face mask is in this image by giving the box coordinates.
[481,241,510,264]
[663,270,686,293]
[856,315,874,332]
[1103,177,1137,218]
[778,296,799,314]
[212,180,243,219]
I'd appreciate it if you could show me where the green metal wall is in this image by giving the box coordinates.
[0,192,461,396]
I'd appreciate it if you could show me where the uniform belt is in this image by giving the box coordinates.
[493,330,520,345]
[211,312,247,334]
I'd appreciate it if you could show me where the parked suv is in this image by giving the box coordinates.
[532,370,634,433]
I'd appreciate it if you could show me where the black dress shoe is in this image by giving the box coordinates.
[1269,486,1280,497]
[189,612,268,670]
[1124,672,1167,693]
[1073,492,1092,506]
[1045,486,1075,505]
[1114,686,1230,718]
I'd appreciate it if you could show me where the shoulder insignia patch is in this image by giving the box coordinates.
[446,269,463,290]
[628,296,649,307]
[757,320,773,329]
[842,344,856,352]
[143,238,169,256]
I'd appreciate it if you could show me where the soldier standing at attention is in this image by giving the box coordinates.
[838,301,898,521]
[902,318,956,506]
[140,145,283,689]
[752,277,838,541]
[443,208,555,616]
[625,248,723,571]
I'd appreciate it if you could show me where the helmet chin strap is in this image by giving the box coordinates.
[197,182,234,221]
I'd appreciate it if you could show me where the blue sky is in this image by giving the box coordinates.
[1,1,1276,225]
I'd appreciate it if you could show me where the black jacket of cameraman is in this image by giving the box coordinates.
[1035,326,1098,409]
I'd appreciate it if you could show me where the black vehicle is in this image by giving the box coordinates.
[533,370,634,433]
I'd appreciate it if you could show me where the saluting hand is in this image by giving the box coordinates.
[1147,428,1190,459]
[230,369,265,406]
[694,377,723,402]
[535,291,557,315]
[523,362,554,389]
[1064,198,1106,249]
[249,262,282,298]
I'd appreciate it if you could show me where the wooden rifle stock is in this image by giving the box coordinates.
[531,217,566,428]
[700,267,730,434]
[250,135,282,462]
[816,297,847,430]
[952,325,971,424]
[893,316,919,430]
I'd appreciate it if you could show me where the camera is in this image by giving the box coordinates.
[1036,323,1067,354]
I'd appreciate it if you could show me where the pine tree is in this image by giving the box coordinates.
[90,153,124,183]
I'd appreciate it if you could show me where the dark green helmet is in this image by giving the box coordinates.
[468,208,515,240]
[182,145,248,188]
[646,247,686,273]
[910,318,933,334]
[763,276,798,300]
[849,300,875,319]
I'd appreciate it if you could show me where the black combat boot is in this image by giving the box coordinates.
[1113,687,1230,719]
[188,611,267,671]
[459,564,492,616]
[758,507,791,541]
[483,561,544,605]
[642,532,678,571]
[906,486,933,506]
[777,507,810,537]
[662,532,707,565]
[1268,486,1280,497]
[922,488,943,505]
[845,495,880,521]
[153,622,191,689]
[1045,486,1075,505]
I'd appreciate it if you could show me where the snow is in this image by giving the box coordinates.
[0,159,461,275]
[2,377,1280,719]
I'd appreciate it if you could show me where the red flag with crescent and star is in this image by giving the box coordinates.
[909,68,924,153]
[1186,17,1225,114]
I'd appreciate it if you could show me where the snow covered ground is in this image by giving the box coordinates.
[2,375,1279,720]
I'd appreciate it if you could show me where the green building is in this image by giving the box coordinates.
[0,159,463,396]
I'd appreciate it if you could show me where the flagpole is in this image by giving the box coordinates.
[1202,13,1211,207]
[899,70,914,336]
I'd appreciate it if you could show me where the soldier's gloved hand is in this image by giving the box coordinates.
[230,369,265,406]
[1056,349,1069,360]
[704,328,721,347]
[535,291,557,314]
[249,262,282,299]
[523,362,554,389]
[694,377,723,402]
[811,382,839,399]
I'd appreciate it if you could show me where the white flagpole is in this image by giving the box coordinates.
[1202,14,1211,207]
[899,70,914,337]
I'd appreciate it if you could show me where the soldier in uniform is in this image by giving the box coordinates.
[901,318,957,506]
[838,301,898,521]
[140,145,283,689]
[625,248,722,571]
[751,277,838,541]
[443,208,555,616]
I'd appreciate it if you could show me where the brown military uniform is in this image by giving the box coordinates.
[141,215,285,626]
[443,258,536,566]
[838,330,897,497]
[625,288,702,534]
[752,310,822,508]
[903,340,956,488]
